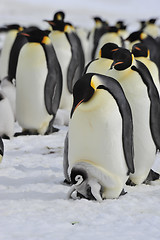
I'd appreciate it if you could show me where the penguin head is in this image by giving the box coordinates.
[116,20,127,30]
[125,30,147,43]
[53,11,65,22]
[70,73,95,117]
[111,47,133,71]
[132,43,149,58]
[99,42,119,59]
[148,18,157,24]
[20,29,51,44]
[70,168,88,186]
[5,24,24,32]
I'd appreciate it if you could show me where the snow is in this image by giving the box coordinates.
[0,0,160,239]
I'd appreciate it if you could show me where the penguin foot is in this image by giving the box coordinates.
[126,178,136,186]
[1,134,10,140]
[45,126,59,135]
[120,189,127,196]
[14,130,39,137]
[143,169,160,185]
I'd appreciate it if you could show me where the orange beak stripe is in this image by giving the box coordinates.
[114,61,124,66]
[21,33,30,37]
[135,46,141,51]
[112,48,119,52]
[74,98,85,113]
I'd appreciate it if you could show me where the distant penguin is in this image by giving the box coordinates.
[0,90,14,139]
[15,29,62,135]
[106,47,160,185]
[83,42,119,75]
[0,136,4,163]
[46,20,84,112]
[132,43,160,94]
[87,17,108,61]
[0,24,23,80]
[94,26,122,59]
[143,18,159,38]
[64,73,134,201]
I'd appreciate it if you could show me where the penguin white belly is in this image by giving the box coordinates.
[16,43,52,134]
[0,30,18,80]
[86,58,113,75]
[0,91,14,138]
[69,90,128,198]
[95,33,122,58]
[107,69,156,184]
[49,32,72,111]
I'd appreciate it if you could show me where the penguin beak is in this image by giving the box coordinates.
[44,20,55,26]
[110,61,123,69]
[20,33,30,37]
[135,46,141,51]
[71,98,85,118]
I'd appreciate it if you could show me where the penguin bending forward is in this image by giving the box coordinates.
[15,29,62,135]
[64,73,134,201]
[106,47,160,185]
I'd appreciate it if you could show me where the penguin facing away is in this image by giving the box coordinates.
[65,73,134,201]
[15,29,62,135]
[0,90,14,139]
[106,47,160,185]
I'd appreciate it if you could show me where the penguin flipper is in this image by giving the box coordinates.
[63,131,70,183]
[43,44,63,117]
[0,137,4,163]
[132,60,160,150]
[96,74,134,174]
[8,33,28,81]
[66,32,85,93]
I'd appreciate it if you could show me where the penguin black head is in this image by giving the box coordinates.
[125,31,147,42]
[5,24,23,32]
[100,42,119,59]
[132,43,149,58]
[53,11,65,22]
[70,168,88,185]
[148,18,157,24]
[70,73,95,117]
[20,29,50,44]
[116,20,127,30]
[111,47,133,71]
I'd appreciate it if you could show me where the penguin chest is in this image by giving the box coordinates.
[16,43,52,131]
[69,90,127,177]
[50,32,72,110]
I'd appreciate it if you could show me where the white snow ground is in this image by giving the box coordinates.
[0,0,160,239]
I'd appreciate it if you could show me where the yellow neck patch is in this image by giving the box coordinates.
[41,36,50,45]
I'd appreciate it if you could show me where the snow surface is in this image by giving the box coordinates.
[0,0,160,239]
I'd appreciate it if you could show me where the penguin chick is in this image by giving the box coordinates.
[0,90,14,139]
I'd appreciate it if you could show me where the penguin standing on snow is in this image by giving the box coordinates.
[15,29,62,135]
[106,47,160,185]
[0,90,14,139]
[83,42,119,75]
[64,73,134,201]
[0,24,23,80]
[45,20,85,112]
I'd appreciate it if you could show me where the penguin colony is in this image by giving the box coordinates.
[0,12,160,202]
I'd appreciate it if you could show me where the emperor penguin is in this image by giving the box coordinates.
[106,47,160,185]
[143,18,159,38]
[94,26,122,59]
[15,29,62,135]
[45,20,85,112]
[0,136,4,163]
[64,73,134,201]
[83,42,119,75]
[87,17,108,61]
[0,89,14,139]
[0,24,23,80]
[132,43,160,95]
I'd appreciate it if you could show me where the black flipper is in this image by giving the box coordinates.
[131,60,160,151]
[42,42,62,119]
[96,74,134,174]
[65,32,85,93]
